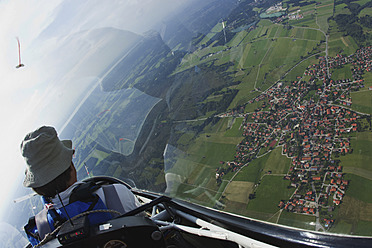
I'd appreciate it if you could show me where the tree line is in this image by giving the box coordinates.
[332,0,372,45]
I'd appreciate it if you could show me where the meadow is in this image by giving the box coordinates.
[278,211,316,230]
[351,91,372,115]
[331,194,372,235]
[338,132,372,173]
[165,0,372,234]
[247,175,295,215]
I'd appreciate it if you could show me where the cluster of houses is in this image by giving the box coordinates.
[215,161,242,184]
[266,2,286,14]
[287,10,303,20]
[307,46,372,82]
[351,46,372,74]
[217,46,371,229]
[272,9,303,23]
[282,160,347,208]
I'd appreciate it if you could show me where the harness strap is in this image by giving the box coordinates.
[33,183,123,242]
[35,208,51,240]
[102,185,125,214]
[86,195,100,212]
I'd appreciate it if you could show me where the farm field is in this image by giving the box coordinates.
[331,65,353,81]
[338,132,372,172]
[343,174,372,203]
[351,91,372,115]
[110,0,372,235]
[224,181,254,204]
[331,194,372,235]
[278,211,316,230]
[247,176,295,215]
[6,0,372,244]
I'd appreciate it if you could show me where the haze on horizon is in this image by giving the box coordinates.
[0,0,199,220]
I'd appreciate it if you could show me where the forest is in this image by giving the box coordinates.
[333,0,372,45]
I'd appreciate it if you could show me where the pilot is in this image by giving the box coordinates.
[21,126,141,245]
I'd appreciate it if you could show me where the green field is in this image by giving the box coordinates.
[166,128,239,187]
[364,72,372,88]
[262,147,291,174]
[225,117,244,137]
[182,140,236,168]
[351,91,372,114]
[283,55,319,82]
[268,25,279,38]
[266,38,317,65]
[303,28,324,41]
[255,38,319,87]
[343,174,372,203]
[247,175,295,214]
[330,219,354,234]
[316,0,334,32]
[354,220,372,236]
[331,195,372,235]
[228,30,249,47]
[331,64,352,81]
[165,0,372,235]
[234,155,268,182]
[328,36,359,57]
[338,132,372,172]
[229,68,260,107]
[233,147,289,182]
[241,39,271,68]
[278,211,316,230]
[177,132,196,147]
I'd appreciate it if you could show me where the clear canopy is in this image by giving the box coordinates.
[1,0,372,245]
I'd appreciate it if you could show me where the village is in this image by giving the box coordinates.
[216,46,372,229]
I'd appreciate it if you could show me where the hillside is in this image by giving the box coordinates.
[100,31,184,98]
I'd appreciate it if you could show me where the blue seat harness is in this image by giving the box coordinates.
[24,182,125,246]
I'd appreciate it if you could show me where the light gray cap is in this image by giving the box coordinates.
[21,126,74,188]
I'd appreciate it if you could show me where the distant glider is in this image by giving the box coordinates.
[13,192,37,203]
[84,163,91,177]
[15,37,25,68]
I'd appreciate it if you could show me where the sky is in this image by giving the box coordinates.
[0,0,194,220]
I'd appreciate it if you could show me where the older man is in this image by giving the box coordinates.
[21,126,140,246]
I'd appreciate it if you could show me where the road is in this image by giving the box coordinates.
[312,182,325,232]
[176,7,334,230]
[314,3,330,78]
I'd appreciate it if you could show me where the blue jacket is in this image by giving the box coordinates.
[24,182,122,246]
